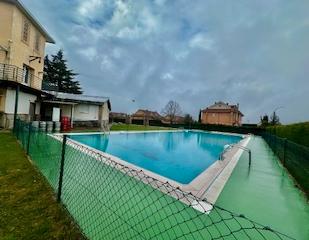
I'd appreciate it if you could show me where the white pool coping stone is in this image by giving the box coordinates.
[53,130,251,210]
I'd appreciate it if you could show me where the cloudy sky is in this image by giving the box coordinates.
[23,0,309,123]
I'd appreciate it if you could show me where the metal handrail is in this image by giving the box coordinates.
[220,144,252,166]
[0,62,42,90]
[236,146,252,166]
[101,121,111,135]
[219,144,234,160]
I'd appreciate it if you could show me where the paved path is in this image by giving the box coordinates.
[216,136,309,240]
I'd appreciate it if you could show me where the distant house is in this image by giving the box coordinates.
[162,115,185,125]
[131,109,162,125]
[201,101,243,126]
[109,112,129,124]
[41,92,111,129]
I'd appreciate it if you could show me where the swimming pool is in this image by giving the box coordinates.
[69,131,242,184]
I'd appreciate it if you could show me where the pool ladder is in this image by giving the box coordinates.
[219,144,252,166]
[101,122,111,135]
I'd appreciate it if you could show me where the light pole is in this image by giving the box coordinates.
[273,106,284,114]
[271,106,284,130]
[272,106,284,121]
[127,99,136,131]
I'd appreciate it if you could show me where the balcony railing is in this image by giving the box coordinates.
[0,63,42,90]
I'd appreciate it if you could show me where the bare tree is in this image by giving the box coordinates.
[162,100,182,124]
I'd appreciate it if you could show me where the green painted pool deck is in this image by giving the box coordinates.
[216,136,309,240]
[23,132,294,240]
[17,128,309,240]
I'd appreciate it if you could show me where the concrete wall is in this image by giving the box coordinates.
[38,102,110,129]
[10,4,46,88]
[60,104,72,118]
[0,112,29,129]
[53,103,109,122]
[101,102,109,121]
[0,88,38,128]
[0,88,6,112]
[0,1,48,89]
[4,88,37,114]
[201,112,242,126]
[0,2,13,64]
[35,101,40,115]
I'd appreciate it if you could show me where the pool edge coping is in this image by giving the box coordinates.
[52,130,249,203]
[200,136,252,204]
[61,129,246,138]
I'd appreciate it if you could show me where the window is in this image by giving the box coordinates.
[22,18,30,43]
[34,31,40,52]
[23,64,32,85]
[79,105,89,114]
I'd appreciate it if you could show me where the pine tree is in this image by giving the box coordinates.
[198,110,202,123]
[270,112,280,126]
[42,55,56,91]
[260,114,269,127]
[43,50,82,94]
[184,114,194,125]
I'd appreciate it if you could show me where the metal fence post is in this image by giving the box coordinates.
[274,131,277,154]
[13,84,19,131]
[26,122,31,155]
[57,135,67,202]
[283,138,287,165]
[16,119,20,139]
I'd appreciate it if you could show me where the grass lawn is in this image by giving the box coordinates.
[67,124,174,133]
[0,133,85,240]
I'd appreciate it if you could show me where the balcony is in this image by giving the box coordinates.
[0,63,42,90]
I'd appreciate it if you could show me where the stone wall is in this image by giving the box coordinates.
[0,112,29,129]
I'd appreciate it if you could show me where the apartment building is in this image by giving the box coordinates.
[0,0,55,128]
[201,101,243,126]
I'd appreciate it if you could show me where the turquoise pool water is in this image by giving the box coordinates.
[69,131,242,184]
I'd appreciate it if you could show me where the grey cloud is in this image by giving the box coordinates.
[22,0,309,123]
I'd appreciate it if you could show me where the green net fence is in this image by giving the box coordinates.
[261,132,309,197]
[13,119,294,240]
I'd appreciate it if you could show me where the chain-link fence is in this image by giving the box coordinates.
[13,119,294,240]
[261,132,309,197]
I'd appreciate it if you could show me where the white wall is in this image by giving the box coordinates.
[0,88,6,112]
[101,102,110,121]
[5,89,37,114]
[74,104,99,121]
[35,102,40,115]
[60,105,72,118]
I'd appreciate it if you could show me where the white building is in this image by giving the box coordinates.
[0,0,111,129]
[0,86,44,128]
[41,92,111,129]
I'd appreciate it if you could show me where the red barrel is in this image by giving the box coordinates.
[61,116,71,131]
